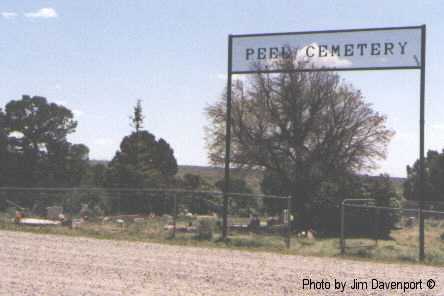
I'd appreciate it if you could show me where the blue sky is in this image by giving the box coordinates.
[0,1,443,177]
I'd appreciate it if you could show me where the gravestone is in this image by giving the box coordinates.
[47,206,63,220]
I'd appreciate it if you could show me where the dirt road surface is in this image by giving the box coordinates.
[0,230,443,295]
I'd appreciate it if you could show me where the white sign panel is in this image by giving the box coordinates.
[231,27,422,73]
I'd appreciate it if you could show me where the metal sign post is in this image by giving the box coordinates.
[222,35,233,240]
[419,25,426,261]
[224,26,426,259]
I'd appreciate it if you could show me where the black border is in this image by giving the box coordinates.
[231,25,422,39]
[232,66,420,74]
[230,25,422,73]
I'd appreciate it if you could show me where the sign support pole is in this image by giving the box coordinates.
[223,35,233,240]
[286,196,292,249]
[226,25,425,252]
[419,24,426,261]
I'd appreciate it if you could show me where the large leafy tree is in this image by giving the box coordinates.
[404,149,444,202]
[206,60,394,226]
[7,95,76,141]
[42,141,90,186]
[1,95,89,187]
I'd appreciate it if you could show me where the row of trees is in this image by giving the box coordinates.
[0,97,178,189]
[0,96,252,215]
[1,59,440,235]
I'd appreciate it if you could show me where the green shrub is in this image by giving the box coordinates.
[309,174,401,238]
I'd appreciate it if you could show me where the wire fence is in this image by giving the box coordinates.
[0,187,292,249]
[340,199,444,263]
[2,187,443,263]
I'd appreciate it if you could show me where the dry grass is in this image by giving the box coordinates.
[1,212,443,265]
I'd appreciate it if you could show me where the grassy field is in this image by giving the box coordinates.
[1,212,443,266]
[177,165,263,193]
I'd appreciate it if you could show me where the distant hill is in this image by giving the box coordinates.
[87,161,263,192]
[388,176,406,193]
[178,165,263,193]
[88,160,405,194]
[360,174,406,195]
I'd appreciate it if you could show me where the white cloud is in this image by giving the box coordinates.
[94,138,114,146]
[216,73,227,80]
[24,8,57,19]
[261,43,352,70]
[431,123,444,130]
[54,100,67,106]
[295,43,352,68]
[73,109,85,117]
[1,12,17,19]
[53,101,84,117]
[396,131,416,142]
[216,73,247,83]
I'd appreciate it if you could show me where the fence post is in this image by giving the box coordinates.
[286,195,292,249]
[118,190,121,216]
[374,207,379,246]
[340,200,345,254]
[69,189,73,217]
[172,193,177,238]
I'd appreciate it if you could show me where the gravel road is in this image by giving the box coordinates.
[0,230,443,295]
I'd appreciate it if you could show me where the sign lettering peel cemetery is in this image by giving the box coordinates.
[231,27,422,73]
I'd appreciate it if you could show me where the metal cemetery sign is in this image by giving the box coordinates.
[231,27,422,73]
[223,26,427,261]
